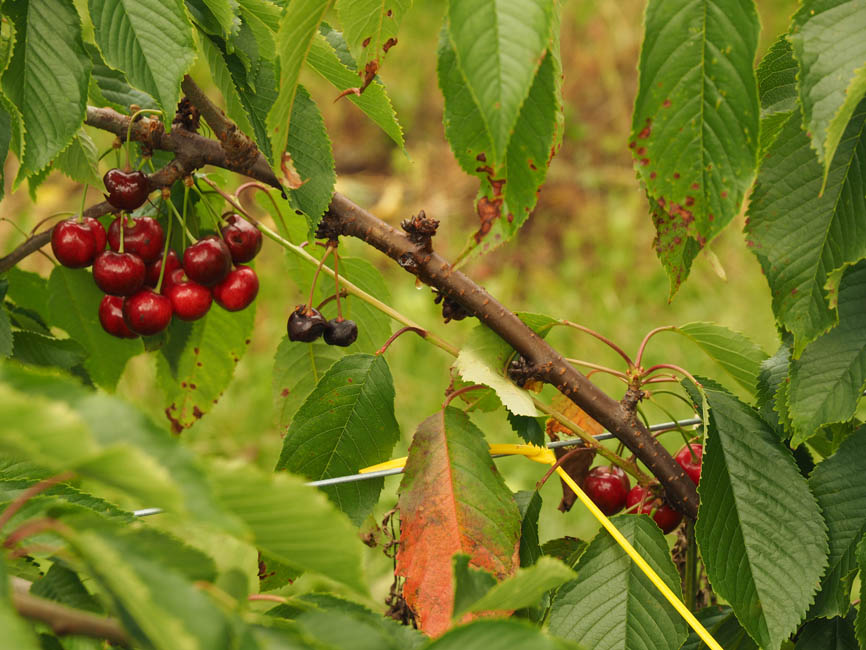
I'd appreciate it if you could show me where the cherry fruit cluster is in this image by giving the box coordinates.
[581,441,703,534]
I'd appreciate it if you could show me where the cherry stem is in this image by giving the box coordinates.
[164,192,195,244]
[564,357,629,381]
[333,247,343,320]
[643,375,680,384]
[316,290,348,312]
[154,197,175,294]
[559,320,635,368]
[3,518,66,550]
[306,245,335,313]
[199,176,252,221]
[442,384,486,409]
[236,182,286,227]
[642,364,702,393]
[0,472,75,534]
[248,594,288,604]
[119,215,125,253]
[535,446,592,491]
[645,395,696,455]
[77,186,88,223]
[634,325,676,368]
[26,213,76,237]
[375,326,428,356]
[124,108,162,170]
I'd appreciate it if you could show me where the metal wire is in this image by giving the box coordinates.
[131,415,701,517]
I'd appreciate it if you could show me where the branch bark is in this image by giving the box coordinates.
[0,91,699,517]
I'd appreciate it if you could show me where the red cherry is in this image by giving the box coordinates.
[108,216,165,263]
[122,289,173,335]
[583,466,630,516]
[103,168,149,211]
[212,266,258,311]
[674,443,703,485]
[51,219,99,268]
[219,214,263,263]
[166,273,212,321]
[145,249,181,289]
[183,236,232,287]
[625,485,683,534]
[92,251,146,296]
[82,216,107,253]
[98,295,138,339]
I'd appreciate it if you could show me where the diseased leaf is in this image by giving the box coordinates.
[2,0,90,176]
[89,0,195,114]
[266,0,330,176]
[157,301,255,430]
[788,262,866,445]
[275,354,400,525]
[396,407,521,635]
[696,385,828,649]
[336,0,410,82]
[307,25,404,148]
[632,0,760,294]
[47,266,144,390]
[676,322,767,396]
[745,98,866,355]
[790,0,866,181]
[272,337,340,432]
[547,515,687,650]
[808,425,866,618]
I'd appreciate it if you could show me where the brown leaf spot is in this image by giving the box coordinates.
[476,152,487,162]
[280,388,290,397]
[673,172,680,179]
[721,191,728,198]
[640,158,650,166]
[685,196,695,207]
[628,141,636,149]
[650,172,657,179]
[663,98,671,107]
[281,152,308,189]
[691,182,699,190]
[193,406,204,419]
[362,37,371,48]
[636,147,646,156]
[638,119,652,139]
[474,197,502,243]
[383,37,397,53]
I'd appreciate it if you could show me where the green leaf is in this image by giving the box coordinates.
[507,413,545,446]
[446,0,554,167]
[756,36,798,157]
[695,386,828,649]
[158,301,255,430]
[426,619,581,650]
[67,522,233,650]
[0,305,11,358]
[0,104,10,202]
[397,407,520,635]
[541,537,586,567]
[632,0,760,294]
[307,26,404,148]
[85,42,158,112]
[457,556,574,618]
[681,605,758,650]
[745,97,866,355]
[0,556,41,650]
[0,479,134,525]
[275,354,400,525]
[547,515,687,649]
[515,490,542,568]
[30,564,101,613]
[794,612,858,650]
[857,535,866,646]
[210,463,367,594]
[788,262,866,445]
[808,425,866,618]
[266,0,330,175]
[755,341,791,436]
[676,322,767,396]
[237,0,280,55]
[2,0,90,176]
[790,0,866,182]
[196,0,240,36]
[285,85,336,232]
[454,314,555,416]
[88,0,195,114]
[452,555,497,620]
[336,0,409,77]
[272,337,340,432]
[47,266,143,390]
[54,129,101,186]
[11,331,86,372]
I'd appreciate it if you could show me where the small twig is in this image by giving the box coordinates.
[634,326,676,368]
[316,289,348,312]
[375,326,428,355]
[564,358,629,381]
[560,320,635,368]
[307,245,335,312]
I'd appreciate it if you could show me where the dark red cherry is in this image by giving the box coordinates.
[166,273,212,321]
[220,214,262,263]
[674,443,703,485]
[625,485,683,534]
[51,219,98,268]
[82,216,107,253]
[323,318,358,347]
[212,266,258,311]
[108,216,164,263]
[583,466,630,516]
[122,289,173,336]
[92,251,146,296]
[287,306,326,342]
[145,249,181,289]
[103,168,149,211]
[183,236,232,287]
[98,295,138,339]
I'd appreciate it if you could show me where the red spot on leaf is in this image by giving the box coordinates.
[638,119,652,139]
[663,99,671,107]
[383,38,397,53]
[685,196,695,207]
[362,37,371,48]
[673,172,680,179]
[280,388,290,397]
[691,182,699,190]
[721,191,728,198]
[640,158,650,166]
[650,172,657,179]
[636,147,646,155]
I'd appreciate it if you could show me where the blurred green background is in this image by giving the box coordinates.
[0,0,795,606]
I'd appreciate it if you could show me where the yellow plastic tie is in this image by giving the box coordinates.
[554,466,722,650]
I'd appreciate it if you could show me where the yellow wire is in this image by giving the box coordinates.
[358,443,722,649]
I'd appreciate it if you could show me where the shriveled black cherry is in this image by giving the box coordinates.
[323,318,358,347]
[92,251,146,296]
[287,306,327,342]
[103,168,149,211]
[220,213,262,263]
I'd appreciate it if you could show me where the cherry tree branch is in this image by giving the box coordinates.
[0,82,699,517]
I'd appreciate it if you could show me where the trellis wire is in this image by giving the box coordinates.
[131,416,701,518]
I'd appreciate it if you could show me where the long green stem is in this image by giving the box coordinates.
[155,208,174,293]
[684,520,698,611]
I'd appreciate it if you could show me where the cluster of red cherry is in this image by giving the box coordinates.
[582,442,703,534]
[50,169,261,338]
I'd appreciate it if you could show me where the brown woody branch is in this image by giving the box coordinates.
[11,578,130,646]
[0,83,699,517]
